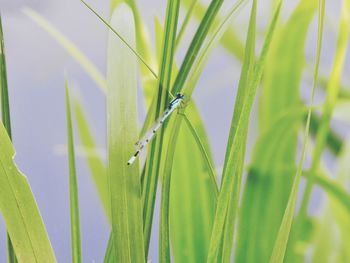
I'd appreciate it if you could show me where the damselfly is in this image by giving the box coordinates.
[127,93,185,165]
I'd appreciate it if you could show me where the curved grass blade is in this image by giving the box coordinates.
[106,4,145,262]
[269,0,326,260]
[80,0,158,80]
[65,81,82,263]
[23,8,107,93]
[0,122,57,262]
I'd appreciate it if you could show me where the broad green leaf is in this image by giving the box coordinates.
[0,122,56,263]
[23,8,107,93]
[106,5,144,262]
[111,0,158,105]
[235,0,318,262]
[207,2,282,262]
[65,82,82,263]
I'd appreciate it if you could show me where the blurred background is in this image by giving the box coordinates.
[0,0,346,262]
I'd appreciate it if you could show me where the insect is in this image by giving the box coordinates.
[127,93,185,165]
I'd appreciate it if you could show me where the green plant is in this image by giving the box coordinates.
[1,0,350,262]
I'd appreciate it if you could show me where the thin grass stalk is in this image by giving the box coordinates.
[0,14,18,263]
[65,81,82,263]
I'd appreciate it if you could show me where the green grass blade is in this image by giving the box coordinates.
[207,2,282,261]
[169,104,217,263]
[0,122,57,263]
[141,0,180,256]
[299,0,350,217]
[73,96,110,221]
[181,0,244,61]
[160,112,183,263]
[0,14,18,263]
[172,0,227,94]
[270,0,325,262]
[269,0,325,261]
[220,0,257,260]
[182,114,217,192]
[23,8,107,93]
[302,170,350,214]
[156,1,248,260]
[235,0,318,261]
[65,81,82,263]
[106,4,144,262]
[207,0,257,260]
[182,0,247,96]
[175,0,197,50]
[0,16,11,138]
[111,0,158,105]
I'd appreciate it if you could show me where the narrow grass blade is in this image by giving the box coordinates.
[175,0,197,50]
[207,2,282,261]
[23,8,107,92]
[160,112,183,263]
[172,0,227,94]
[0,14,18,263]
[181,0,244,61]
[65,81,82,263]
[302,170,350,214]
[299,0,350,217]
[0,15,11,138]
[106,4,144,262]
[220,0,257,260]
[0,122,57,262]
[269,0,327,262]
[73,96,109,221]
[141,0,180,256]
